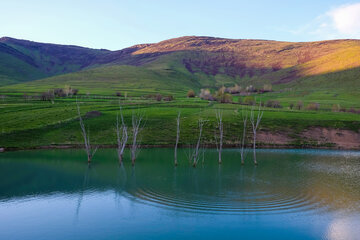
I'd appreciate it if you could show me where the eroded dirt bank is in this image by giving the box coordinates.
[1,127,359,152]
[258,127,360,150]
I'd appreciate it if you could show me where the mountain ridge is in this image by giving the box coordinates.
[0,36,359,95]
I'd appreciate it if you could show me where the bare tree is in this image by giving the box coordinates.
[192,119,205,167]
[115,106,128,165]
[240,108,248,165]
[174,112,181,166]
[215,110,223,164]
[130,111,144,166]
[250,102,264,165]
[76,100,98,163]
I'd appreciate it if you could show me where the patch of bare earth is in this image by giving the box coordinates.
[301,128,360,150]
[257,131,292,145]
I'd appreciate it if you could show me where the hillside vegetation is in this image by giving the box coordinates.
[0,36,359,97]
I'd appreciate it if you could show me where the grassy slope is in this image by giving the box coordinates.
[1,96,359,149]
[0,51,47,86]
[1,37,359,98]
[0,37,359,149]
[0,37,110,85]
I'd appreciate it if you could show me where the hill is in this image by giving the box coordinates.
[0,36,360,98]
[0,37,111,86]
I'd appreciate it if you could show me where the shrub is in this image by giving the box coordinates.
[238,97,243,104]
[244,96,255,105]
[199,89,213,100]
[163,95,174,101]
[245,85,256,92]
[348,108,356,113]
[262,84,273,92]
[296,101,303,110]
[115,92,122,97]
[72,89,79,95]
[332,104,340,112]
[156,94,163,101]
[266,100,282,108]
[54,88,65,97]
[228,84,242,94]
[187,89,195,98]
[40,91,54,101]
[213,89,232,103]
[289,103,294,110]
[306,102,320,111]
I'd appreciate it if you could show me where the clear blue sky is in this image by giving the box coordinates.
[1,0,360,50]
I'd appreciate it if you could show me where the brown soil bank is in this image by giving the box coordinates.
[258,127,360,150]
[1,127,359,152]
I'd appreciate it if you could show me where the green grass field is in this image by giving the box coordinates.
[1,93,359,149]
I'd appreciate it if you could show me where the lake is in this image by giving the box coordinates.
[0,148,359,240]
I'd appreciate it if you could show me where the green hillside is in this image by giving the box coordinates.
[1,36,359,100]
[0,37,111,86]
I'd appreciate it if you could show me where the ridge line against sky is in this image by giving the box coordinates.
[1,0,360,50]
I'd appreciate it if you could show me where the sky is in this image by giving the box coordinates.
[1,0,360,50]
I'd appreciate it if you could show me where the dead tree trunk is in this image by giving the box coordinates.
[76,100,97,163]
[250,103,264,165]
[131,111,143,166]
[116,106,128,165]
[174,112,181,166]
[215,110,223,164]
[193,119,205,167]
[240,109,248,165]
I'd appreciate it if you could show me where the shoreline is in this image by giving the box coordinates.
[1,143,359,152]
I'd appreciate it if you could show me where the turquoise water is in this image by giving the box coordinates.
[0,148,359,240]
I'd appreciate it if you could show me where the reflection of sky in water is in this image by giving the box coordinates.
[0,149,359,240]
[327,217,360,240]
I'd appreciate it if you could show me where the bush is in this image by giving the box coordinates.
[54,88,65,97]
[266,100,282,108]
[296,101,303,110]
[115,91,122,97]
[262,84,273,92]
[199,89,213,100]
[348,108,357,114]
[238,97,243,104]
[245,85,256,92]
[227,84,242,94]
[332,104,340,112]
[40,91,54,101]
[72,89,79,95]
[289,103,294,110]
[244,96,255,105]
[214,88,232,103]
[306,102,320,111]
[187,89,195,98]
[163,95,174,101]
[156,94,163,101]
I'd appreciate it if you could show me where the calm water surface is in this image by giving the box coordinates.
[0,148,359,240]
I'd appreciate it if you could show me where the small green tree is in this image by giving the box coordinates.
[244,96,255,105]
[187,89,195,98]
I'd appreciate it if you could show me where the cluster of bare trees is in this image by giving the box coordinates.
[76,98,263,166]
[77,100,143,165]
[174,103,263,167]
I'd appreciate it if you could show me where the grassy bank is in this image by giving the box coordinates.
[1,93,359,150]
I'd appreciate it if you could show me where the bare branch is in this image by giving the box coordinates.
[215,110,223,164]
[131,110,144,166]
[250,101,264,165]
[174,111,181,166]
[76,99,97,163]
[192,118,205,167]
[240,108,248,165]
[115,103,128,165]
